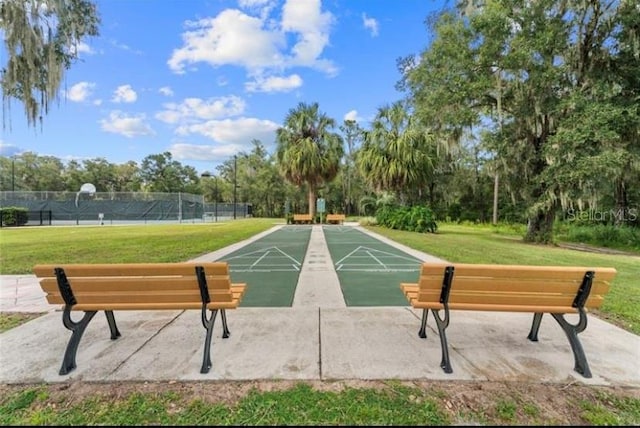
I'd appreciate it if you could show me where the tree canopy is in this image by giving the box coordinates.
[1,0,100,128]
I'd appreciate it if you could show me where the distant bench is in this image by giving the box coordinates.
[33,262,246,375]
[326,214,345,224]
[401,263,617,378]
[293,214,313,224]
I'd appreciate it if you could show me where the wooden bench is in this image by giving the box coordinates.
[326,214,345,224]
[293,214,313,224]
[33,262,246,375]
[401,263,617,378]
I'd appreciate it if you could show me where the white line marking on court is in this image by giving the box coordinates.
[334,246,365,265]
[231,269,301,272]
[225,246,301,266]
[337,268,420,272]
[366,250,387,269]
[334,246,420,265]
[251,250,270,268]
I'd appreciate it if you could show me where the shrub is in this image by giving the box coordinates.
[1,207,29,226]
[375,205,437,233]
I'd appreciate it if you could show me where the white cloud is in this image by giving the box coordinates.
[175,117,279,145]
[245,74,302,93]
[238,0,272,8]
[93,99,103,106]
[362,13,379,37]
[65,82,95,102]
[0,142,22,156]
[170,142,245,162]
[155,96,246,124]
[238,0,276,18]
[168,9,285,74]
[112,85,137,103]
[159,86,174,97]
[100,111,155,138]
[70,41,95,56]
[168,0,337,81]
[343,110,363,122]
[282,0,335,73]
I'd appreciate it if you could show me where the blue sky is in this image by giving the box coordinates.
[2,0,448,174]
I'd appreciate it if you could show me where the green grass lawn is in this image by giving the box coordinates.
[1,220,638,426]
[0,219,280,274]
[364,223,640,335]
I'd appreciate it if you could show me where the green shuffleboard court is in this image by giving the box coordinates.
[217,226,312,307]
[323,226,424,306]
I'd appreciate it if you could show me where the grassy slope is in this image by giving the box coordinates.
[364,223,640,335]
[0,220,638,425]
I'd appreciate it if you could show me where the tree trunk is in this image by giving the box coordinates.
[614,179,629,227]
[525,208,555,243]
[308,187,316,220]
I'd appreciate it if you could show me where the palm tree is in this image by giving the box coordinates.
[275,102,344,219]
[356,101,435,202]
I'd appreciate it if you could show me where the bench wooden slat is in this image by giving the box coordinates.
[33,262,229,278]
[420,264,617,282]
[326,214,345,224]
[414,276,611,295]
[39,276,237,293]
[33,261,245,376]
[415,289,604,308]
[409,301,580,313]
[44,288,235,303]
[403,262,617,379]
[70,301,242,311]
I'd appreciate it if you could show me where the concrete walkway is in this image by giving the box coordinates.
[1,224,639,386]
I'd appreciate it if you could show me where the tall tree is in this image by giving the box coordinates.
[1,0,100,128]
[401,0,637,242]
[356,101,435,202]
[275,102,344,218]
[140,152,199,193]
[339,119,364,215]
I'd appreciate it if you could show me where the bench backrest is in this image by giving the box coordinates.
[415,263,617,313]
[33,262,239,311]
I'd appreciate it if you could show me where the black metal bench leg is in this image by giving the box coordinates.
[220,309,230,338]
[551,311,592,378]
[60,309,97,375]
[418,309,428,338]
[104,310,121,340]
[527,313,544,341]
[431,308,453,374]
[200,308,218,374]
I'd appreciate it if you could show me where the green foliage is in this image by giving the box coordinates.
[1,0,101,128]
[0,206,28,226]
[494,399,517,422]
[275,102,344,218]
[555,223,640,252]
[0,313,43,333]
[357,216,378,226]
[0,383,450,425]
[365,223,640,335]
[400,0,640,244]
[376,205,437,233]
[580,392,640,426]
[0,218,277,274]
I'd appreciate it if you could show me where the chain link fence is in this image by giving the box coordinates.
[0,191,251,225]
